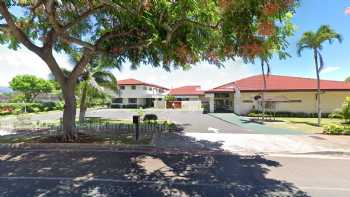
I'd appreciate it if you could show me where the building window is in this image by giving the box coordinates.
[112,98,123,103]
[128,98,137,104]
[131,85,136,90]
[149,87,153,91]
[120,85,125,90]
[143,86,147,90]
[216,93,229,98]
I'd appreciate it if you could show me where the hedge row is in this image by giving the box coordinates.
[247,110,331,118]
[0,102,64,115]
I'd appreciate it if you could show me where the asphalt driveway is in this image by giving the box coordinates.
[8,109,251,134]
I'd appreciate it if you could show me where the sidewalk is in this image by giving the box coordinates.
[152,132,350,157]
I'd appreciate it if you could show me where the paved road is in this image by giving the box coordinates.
[5,109,251,134]
[0,148,349,197]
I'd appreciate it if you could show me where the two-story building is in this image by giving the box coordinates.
[111,78,168,108]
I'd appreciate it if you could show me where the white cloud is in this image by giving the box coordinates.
[320,66,340,74]
[0,46,72,86]
[113,59,258,90]
[0,45,258,89]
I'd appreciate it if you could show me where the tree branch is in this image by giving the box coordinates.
[59,35,95,50]
[100,0,137,15]
[64,5,105,30]
[0,2,42,53]
[45,0,64,33]
[44,0,95,50]
[95,30,135,47]
[69,50,94,81]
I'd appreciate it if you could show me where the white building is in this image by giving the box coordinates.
[111,79,168,108]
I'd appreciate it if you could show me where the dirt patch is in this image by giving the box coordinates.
[34,133,105,143]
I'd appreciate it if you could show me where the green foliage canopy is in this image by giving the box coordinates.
[9,74,53,102]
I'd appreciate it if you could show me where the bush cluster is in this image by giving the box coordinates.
[324,124,350,135]
[0,102,64,115]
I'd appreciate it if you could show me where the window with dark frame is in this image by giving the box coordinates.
[131,85,136,90]
[112,98,123,103]
[128,98,137,104]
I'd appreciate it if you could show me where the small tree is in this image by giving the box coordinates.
[9,75,53,102]
[341,97,350,123]
[345,76,350,83]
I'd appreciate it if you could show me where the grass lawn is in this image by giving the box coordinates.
[0,132,152,145]
[264,117,344,134]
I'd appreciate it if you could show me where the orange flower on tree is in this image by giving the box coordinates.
[258,21,276,36]
[241,43,264,58]
[219,0,232,10]
[263,1,281,16]
[175,43,195,64]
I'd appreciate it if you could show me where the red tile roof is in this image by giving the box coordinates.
[117,78,168,90]
[169,86,204,96]
[206,75,350,93]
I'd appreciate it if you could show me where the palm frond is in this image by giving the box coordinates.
[92,70,118,91]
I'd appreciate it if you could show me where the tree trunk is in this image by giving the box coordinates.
[261,60,266,121]
[62,83,77,141]
[79,82,88,124]
[314,49,321,127]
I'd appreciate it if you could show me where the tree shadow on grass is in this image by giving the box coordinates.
[0,135,310,197]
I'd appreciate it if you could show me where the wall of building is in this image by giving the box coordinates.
[116,85,165,99]
[237,91,350,115]
[174,95,202,101]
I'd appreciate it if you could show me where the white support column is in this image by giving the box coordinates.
[206,93,215,113]
[234,88,241,115]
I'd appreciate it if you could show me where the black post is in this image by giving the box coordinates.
[133,115,140,141]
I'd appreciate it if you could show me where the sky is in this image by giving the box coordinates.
[0,0,350,90]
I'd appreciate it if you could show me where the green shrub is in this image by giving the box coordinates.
[247,110,329,118]
[328,111,343,119]
[0,102,64,115]
[324,124,350,135]
[340,97,350,123]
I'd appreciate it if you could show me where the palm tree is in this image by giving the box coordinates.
[297,25,342,126]
[259,57,271,121]
[78,64,118,123]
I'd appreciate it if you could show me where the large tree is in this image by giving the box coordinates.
[9,74,53,102]
[297,25,342,126]
[0,0,298,140]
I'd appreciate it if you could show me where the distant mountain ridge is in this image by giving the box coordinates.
[0,87,12,94]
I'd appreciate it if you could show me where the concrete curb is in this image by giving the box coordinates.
[0,143,231,155]
[1,143,350,158]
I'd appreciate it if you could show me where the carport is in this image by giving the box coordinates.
[205,82,241,114]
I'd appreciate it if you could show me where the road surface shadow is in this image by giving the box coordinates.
[0,137,310,196]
